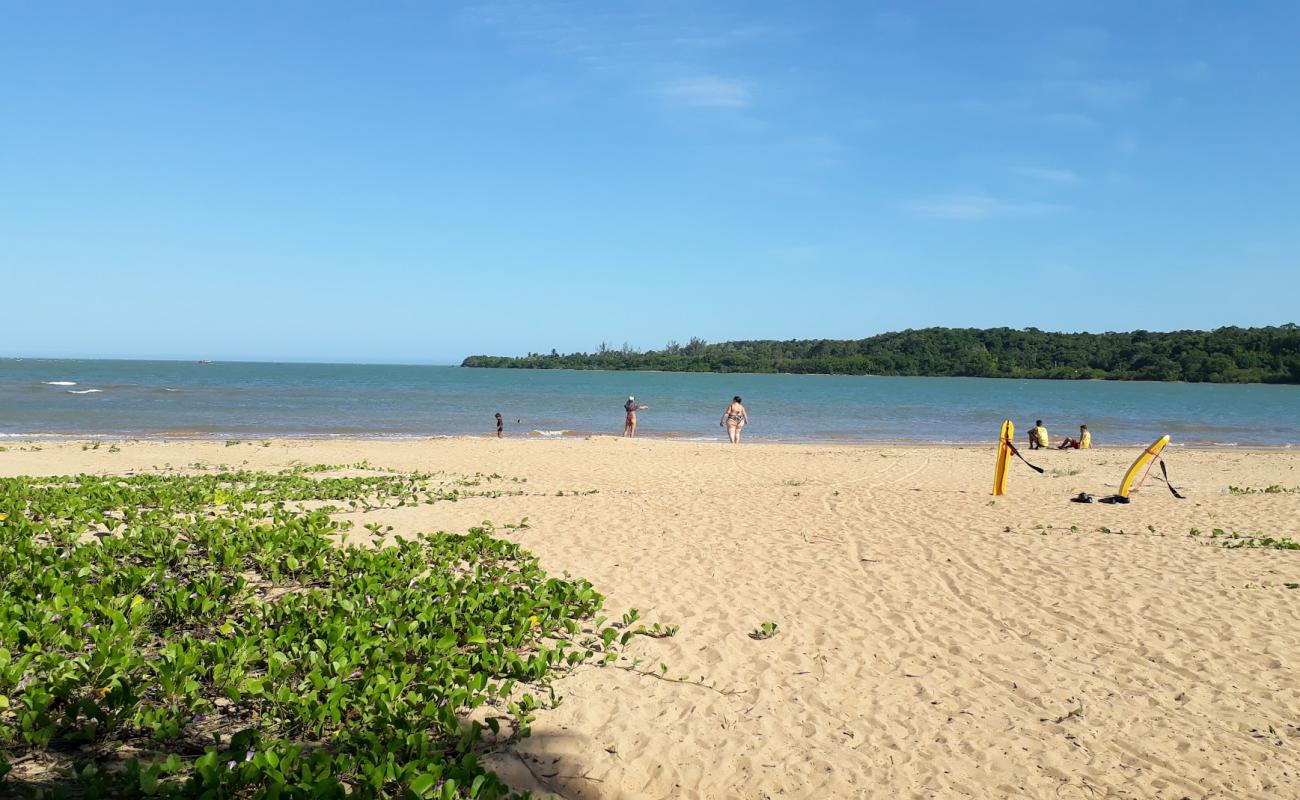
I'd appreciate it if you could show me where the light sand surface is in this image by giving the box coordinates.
[4,437,1300,799]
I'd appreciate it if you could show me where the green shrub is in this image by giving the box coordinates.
[0,468,625,798]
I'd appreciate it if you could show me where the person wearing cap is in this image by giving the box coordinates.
[623,395,647,437]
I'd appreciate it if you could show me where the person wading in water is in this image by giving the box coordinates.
[623,396,647,437]
[720,396,749,444]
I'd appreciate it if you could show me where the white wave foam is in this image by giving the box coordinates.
[531,430,568,438]
[67,389,103,395]
[43,381,77,386]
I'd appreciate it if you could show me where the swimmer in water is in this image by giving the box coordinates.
[720,396,748,444]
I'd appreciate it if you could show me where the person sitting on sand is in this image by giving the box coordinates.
[495,412,503,439]
[1029,420,1049,449]
[1058,424,1091,450]
[623,396,647,437]
[721,396,749,444]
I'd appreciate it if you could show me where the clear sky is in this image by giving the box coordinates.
[3,2,1298,363]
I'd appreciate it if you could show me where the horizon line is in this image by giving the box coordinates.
[2,355,461,368]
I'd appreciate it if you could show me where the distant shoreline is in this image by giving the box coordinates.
[2,433,1292,451]
[462,324,1300,385]
[460,363,1300,385]
[456,365,1293,386]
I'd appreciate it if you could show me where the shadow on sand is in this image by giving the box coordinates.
[3,729,615,800]
[486,727,618,800]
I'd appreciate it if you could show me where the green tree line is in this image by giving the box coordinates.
[461,325,1300,383]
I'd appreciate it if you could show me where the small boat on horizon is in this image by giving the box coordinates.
[197,359,212,364]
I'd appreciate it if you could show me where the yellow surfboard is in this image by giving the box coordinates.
[1119,435,1170,498]
[993,419,1014,496]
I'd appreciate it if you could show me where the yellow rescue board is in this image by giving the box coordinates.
[1119,435,1170,497]
[993,419,1014,496]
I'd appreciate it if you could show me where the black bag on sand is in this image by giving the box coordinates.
[1070,492,1094,504]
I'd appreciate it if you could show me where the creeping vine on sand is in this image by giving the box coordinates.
[0,468,672,798]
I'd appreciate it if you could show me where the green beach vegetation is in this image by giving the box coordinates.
[462,324,1300,383]
[0,467,653,798]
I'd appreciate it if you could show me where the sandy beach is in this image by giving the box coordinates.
[3,437,1299,799]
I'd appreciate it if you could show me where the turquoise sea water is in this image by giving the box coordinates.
[2,358,1298,445]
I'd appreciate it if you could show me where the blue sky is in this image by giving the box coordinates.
[2,1,1298,363]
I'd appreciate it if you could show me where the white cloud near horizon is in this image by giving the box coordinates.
[666,23,776,49]
[1168,59,1210,80]
[873,11,916,34]
[464,3,774,118]
[1039,112,1099,128]
[658,75,752,109]
[1014,166,1079,184]
[1047,78,1147,110]
[910,193,1065,221]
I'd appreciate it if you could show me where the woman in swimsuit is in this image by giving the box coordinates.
[720,396,748,444]
[623,396,647,437]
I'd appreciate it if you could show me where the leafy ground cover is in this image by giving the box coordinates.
[0,466,646,798]
[1189,528,1300,550]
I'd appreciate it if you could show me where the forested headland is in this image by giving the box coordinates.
[462,325,1300,383]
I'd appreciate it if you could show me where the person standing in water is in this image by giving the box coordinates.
[495,413,504,438]
[720,396,749,444]
[623,395,647,437]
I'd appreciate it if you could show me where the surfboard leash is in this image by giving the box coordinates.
[1006,442,1045,474]
[1157,458,1186,499]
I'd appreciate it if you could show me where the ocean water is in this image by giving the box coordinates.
[2,358,1298,446]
